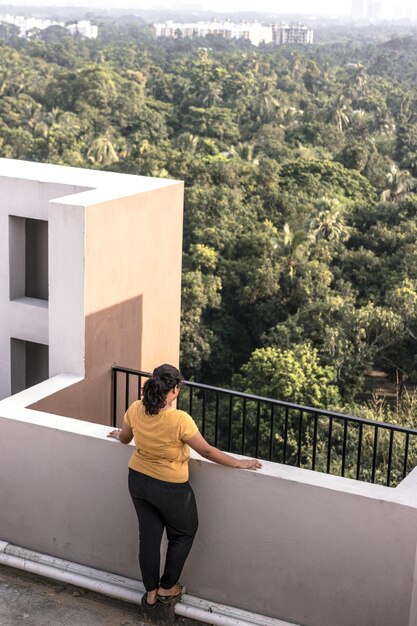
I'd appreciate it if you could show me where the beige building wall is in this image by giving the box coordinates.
[33,184,183,424]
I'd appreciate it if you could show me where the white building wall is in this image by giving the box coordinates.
[0,176,89,399]
[48,202,85,378]
[1,391,417,626]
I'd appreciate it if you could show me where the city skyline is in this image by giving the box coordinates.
[0,0,414,18]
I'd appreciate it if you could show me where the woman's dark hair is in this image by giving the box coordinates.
[142,364,184,415]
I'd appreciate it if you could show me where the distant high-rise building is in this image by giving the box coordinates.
[370,1,382,19]
[397,4,414,19]
[352,0,381,20]
[351,0,366,18]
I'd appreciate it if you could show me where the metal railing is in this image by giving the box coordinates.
[111,365,417,487]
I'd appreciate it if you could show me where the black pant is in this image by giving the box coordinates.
[128,468,199,592]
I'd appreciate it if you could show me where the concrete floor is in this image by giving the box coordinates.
[0,564,149,626]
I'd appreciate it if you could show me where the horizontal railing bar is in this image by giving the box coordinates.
[111,366,417,436]
[112,366,152,376]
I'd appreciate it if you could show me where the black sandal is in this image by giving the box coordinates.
[157,584,185,604]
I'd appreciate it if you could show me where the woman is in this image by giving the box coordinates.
[108,363,262,607]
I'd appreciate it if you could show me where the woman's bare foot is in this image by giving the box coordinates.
[146,590,157,606]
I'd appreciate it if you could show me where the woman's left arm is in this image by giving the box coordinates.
[107,421,133,444]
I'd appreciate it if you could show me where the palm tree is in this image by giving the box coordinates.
[280,223,311,280]
[327,95,351,132]
[174,133,200,154]
[380,165,416,202]
[20,100,49,138]
[52,110,81,136]
[398,94,417,125]
[229,143,258,164]
[254,78,280,123]
[372,106,395,135]
[348,63,368,97]
[87,130,119,166]
[308,197,351,242]
[202,83,223,108]
[402,152,417,177]
[289,51,302,79]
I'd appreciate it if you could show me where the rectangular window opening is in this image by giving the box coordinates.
[9,216,49,301]
[10,338,49,395]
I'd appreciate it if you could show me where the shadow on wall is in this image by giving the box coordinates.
[30,295,143,425]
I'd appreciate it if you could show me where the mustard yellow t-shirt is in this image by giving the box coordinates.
[124,400,199,483]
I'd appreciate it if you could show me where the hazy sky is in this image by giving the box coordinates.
[0,0,411,18]
[200,0,353,14]
[186,0,409,17]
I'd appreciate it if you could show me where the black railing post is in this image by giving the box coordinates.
[268,405,275,462]
[228,396,233,452]
[125,374,130,412]
[283,406,289,465]
[356,423,363,481]
[255,402,261,458]
[403,433,410,479]
[241,398,247,456]
[387,430,394,487]
[371,427,378,484]
[214,393,220,448]
[312,413,318,472]
[297,410,303,467]
[341,420,348,478]
[111,367,117,428]
[326,416,333,474]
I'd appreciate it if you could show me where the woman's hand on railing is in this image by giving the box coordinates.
[107,423,133,444]
[107,429,122,440]
[237,458,263,470]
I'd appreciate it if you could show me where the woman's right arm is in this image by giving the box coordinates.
[185,431,262,470]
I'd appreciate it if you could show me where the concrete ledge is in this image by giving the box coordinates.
[1,403,417,626]
[0,158,179,208]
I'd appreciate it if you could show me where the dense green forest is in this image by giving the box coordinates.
[1,21,417,426]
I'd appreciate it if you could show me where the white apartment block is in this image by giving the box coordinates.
[67,20,98,39]
[154,20,273,46]
[272,23,314,45]
[154,20,312,46]
[0,14,98,39]
[0,14,59,34]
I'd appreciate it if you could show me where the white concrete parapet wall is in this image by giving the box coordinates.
[1,389,417,626]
